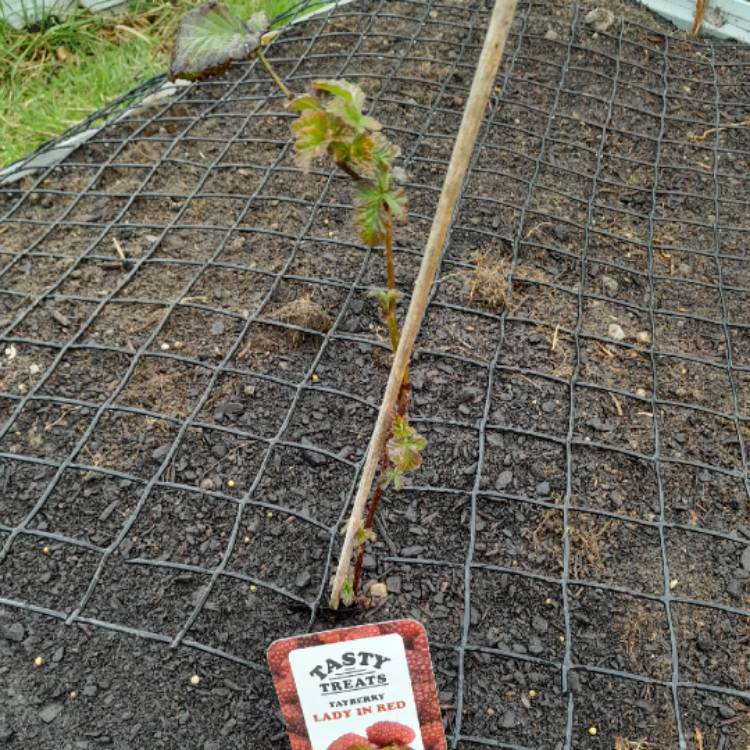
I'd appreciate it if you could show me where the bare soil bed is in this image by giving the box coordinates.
[0,1,749,748]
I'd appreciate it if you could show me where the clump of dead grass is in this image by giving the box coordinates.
[569,515,615,579]
[614,601,671,679]
[615,739,657,750]
[464,250,508,310]
[531,509,615,578]
[269,295,332,345]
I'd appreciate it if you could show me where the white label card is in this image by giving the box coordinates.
[288,633,424,750]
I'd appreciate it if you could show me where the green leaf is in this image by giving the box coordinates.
[313,79,365,111]
[355,181,387,245]
[354,526,376,546]
[170,2,266,82]
[341,576,355,607]
[313,79,382,132]
[383,466,405,491]
[246,3,269,33]
[286,93,322,112]
[290,109,342,169]
[383,184,408,223]
[368,288,401,312]
[354,166,408,245]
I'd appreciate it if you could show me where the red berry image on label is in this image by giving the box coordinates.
[327,733,377,750]
[367,720,416,746]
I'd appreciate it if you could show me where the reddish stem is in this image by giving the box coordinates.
[335,160,364,182]
[351,205,417,600]
[351,380,411,598]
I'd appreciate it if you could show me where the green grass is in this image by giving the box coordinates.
[0,0,328,166]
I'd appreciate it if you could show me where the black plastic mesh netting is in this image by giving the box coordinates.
[0,1,749,748]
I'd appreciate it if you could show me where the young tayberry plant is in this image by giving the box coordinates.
[170,0,426,605]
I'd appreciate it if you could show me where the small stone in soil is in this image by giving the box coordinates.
[295,570,311,588]
[99,500,119,522]
[386,575,402,594]
[532,615,548,634]
[567,672,582,692]
[1,622,25,642]
[536,481,550,497]
[608,323,625,341]
[528,636,544,655]
[369,582,387,598]
[410,373,424,390]
[500,710,517,728]
[39,703,63,724]
[585,7,615,32]
[400,545,424,557]
[496,470,513,490]
[52,310,71,327]
[152,444,171,461]
[459,385,482,403]
[600,274,618,296]
[741,545,750,572]
[697,636,712,653]
[300,438,327,467]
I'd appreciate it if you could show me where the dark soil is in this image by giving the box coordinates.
[1,1,749,749]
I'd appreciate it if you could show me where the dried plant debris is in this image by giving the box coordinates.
[465,250,509,311]
[614,739,657,750]
[268,295,332,344]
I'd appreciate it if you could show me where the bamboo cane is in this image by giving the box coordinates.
[330,0,520,608]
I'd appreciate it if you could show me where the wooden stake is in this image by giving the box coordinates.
[330,0,519,608]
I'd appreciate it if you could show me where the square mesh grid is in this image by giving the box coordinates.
[0,1,749,748]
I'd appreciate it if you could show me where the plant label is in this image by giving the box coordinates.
[268,620,446,750]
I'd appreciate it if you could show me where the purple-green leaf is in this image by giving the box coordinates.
[386,415,426,476]
[170,2,266,82]
[290,110,343,170]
